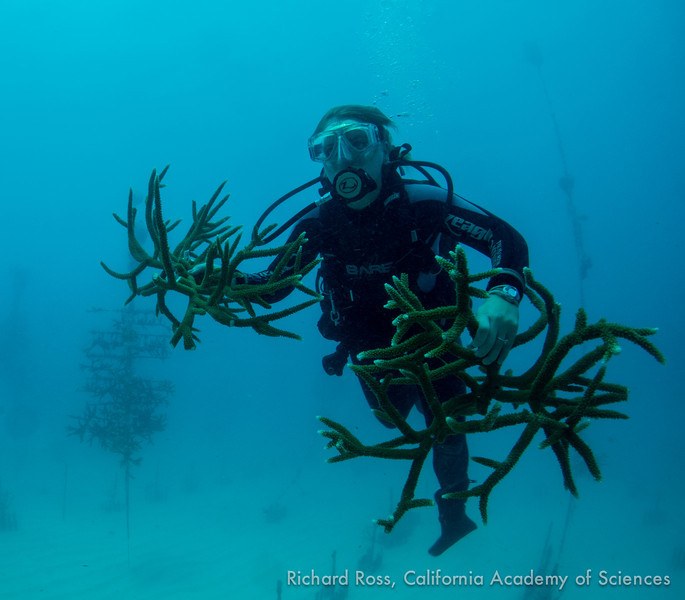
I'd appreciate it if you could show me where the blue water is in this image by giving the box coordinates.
[0,1,683,598]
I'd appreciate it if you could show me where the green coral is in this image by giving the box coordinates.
[102,167,321,349]
[318,246,664,531]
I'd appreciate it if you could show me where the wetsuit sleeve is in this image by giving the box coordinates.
[239,211,323,303]
[440,194,529,295]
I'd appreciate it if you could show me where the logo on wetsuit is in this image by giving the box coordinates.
[346,262,394,276]
[445,215,493,242]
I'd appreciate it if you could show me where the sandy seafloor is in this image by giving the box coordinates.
[1,413,682,600]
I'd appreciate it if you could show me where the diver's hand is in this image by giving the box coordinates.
[187,264,249,286]
[471,295,519,366]
[322,344,348,376]
[188,263,206,284]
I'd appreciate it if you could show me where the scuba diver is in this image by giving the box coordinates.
[240,105,530,555]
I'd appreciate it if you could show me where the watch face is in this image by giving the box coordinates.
[490,285,520,303]
[505,286,518,298]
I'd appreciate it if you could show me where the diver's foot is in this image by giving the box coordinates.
[428,514,477,556]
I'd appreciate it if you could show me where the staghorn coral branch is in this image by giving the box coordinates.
[102,167,322,348]
[318,244,664,531]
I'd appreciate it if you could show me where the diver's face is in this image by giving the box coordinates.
[320,120,387,209]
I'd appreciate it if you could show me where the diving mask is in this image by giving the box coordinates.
[308,122,381,163]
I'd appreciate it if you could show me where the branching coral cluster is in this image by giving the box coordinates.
[101,167,321,349]
[318,247,664,531]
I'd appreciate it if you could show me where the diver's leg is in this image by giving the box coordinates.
[356,373,414,428]
[428,430,477,555]
[356,360,475,553]
[422,377,477,556]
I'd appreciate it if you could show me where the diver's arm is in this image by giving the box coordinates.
[405,183,529,295]
[196,211,322,303]
[441,197,529,295]
[432,191,529,365]
[449,201,527,365]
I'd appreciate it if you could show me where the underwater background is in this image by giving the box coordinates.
[0,0,683,598]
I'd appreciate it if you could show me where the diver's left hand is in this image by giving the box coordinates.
[471,295,519,366]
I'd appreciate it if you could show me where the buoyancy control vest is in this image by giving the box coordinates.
[315,180,456,350]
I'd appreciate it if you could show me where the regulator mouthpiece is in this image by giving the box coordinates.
[332,168,377,204]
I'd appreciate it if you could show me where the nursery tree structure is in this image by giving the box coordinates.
[525,41,592,305]
[70,307,173,539]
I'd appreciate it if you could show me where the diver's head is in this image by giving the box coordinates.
[308,105,394,209]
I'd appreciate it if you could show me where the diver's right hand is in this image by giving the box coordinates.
[188,264,206,284]
[188,264,249,286]
[321,343,348,376]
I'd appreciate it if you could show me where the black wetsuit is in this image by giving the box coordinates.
[259,172,528,354]
[254,171,529,531]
